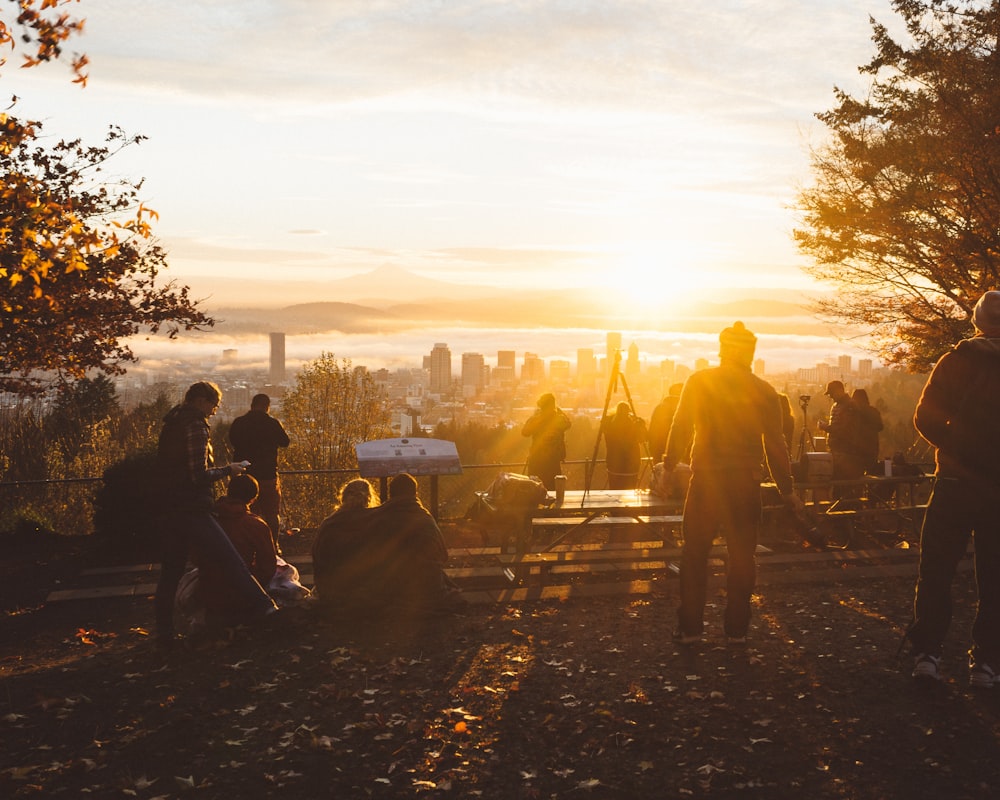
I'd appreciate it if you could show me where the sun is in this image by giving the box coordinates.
[608,241,721,317]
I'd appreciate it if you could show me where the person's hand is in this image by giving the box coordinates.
[229,461,250,476]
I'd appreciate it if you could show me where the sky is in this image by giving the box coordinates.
[3,0,905,315]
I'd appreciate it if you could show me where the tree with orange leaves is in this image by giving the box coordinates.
[1,0,212,392]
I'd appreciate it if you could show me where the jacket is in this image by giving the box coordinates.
[157,403,230,511]
[914,335,1000,484]
[665,362,793,496]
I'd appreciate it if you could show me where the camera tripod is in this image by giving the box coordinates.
[796,394,812,462]
[582,349,652,504]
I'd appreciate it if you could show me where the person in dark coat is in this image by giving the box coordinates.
[648,383,683,464]
[907,291,1000,687]
[851,388,884,474]
[367,473,463,612]
[154,381,276,648]
[601,401,647,489]
[521,392,571,489]
[229,393,291,550]
[311,478,380,608]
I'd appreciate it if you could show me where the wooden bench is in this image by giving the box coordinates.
[529,514,684,549]
[498,542,771,585]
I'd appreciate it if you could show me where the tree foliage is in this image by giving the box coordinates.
[795,0,1000,372]
[0,0,213,392]
[282,353,392,473]
[0,0,88,83]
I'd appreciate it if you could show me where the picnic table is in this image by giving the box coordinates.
[529,488,684,552]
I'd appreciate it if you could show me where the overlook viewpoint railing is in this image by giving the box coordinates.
[0,459,619,537]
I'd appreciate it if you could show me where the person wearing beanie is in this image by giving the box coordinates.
[973,290,1000,336]
[661,322,803,645]
[522,392,572,489]
[907,290,1000,687]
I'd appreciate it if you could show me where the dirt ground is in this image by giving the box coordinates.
[1,527,998,799]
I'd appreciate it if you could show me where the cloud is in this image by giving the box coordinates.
[82,0,890,117]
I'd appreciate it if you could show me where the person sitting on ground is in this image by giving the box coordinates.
[367,473,465,613]
[213,474,277,590]
[181,474,309,631]
[311,478,380,608]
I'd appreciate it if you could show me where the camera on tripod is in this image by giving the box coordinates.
[798,394,810,412]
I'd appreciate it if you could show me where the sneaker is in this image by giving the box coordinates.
[969,660,998,689]
[912,653,941,681]
[672,629,701,645]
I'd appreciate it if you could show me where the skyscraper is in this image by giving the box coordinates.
[461,352,487,394]
[269,332,286,385]
[606,331,622,371]
[429,343,452,394]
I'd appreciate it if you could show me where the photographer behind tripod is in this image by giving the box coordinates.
[601,400,648,489]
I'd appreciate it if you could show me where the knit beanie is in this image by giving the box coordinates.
[719,321,757,366]
[972,291,1000,336]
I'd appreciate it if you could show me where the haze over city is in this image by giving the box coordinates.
[6,0,903,366]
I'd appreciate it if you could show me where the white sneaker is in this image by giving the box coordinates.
[912,653,941,681]
[969,660,998,689]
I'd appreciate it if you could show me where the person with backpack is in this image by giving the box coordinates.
[907,290,1000,688]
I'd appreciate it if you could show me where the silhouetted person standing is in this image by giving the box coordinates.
[907,290,1000,687]
[851,388,883,474]
[648,382,683,464]
[154,381,276,649]
[662,322,802,644]
[229,393,290,551]
[522,392,571,490]
[601,401,647,489]
[818,380,863,495]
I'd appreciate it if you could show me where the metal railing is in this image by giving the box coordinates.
[0,458,633,536]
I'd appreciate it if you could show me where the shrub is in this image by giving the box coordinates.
[92,450,162,556]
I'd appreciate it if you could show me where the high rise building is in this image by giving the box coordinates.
[461,352,487,394]
[838,355,853,377]
[625,341,640,380]
[497,350,516,370]
[606,331,622,372]
[522,352,545,383]
[269,332,286,384]
[576,348,596,385]
[858,359,873,379]
[429,342,452,394]
[549,359,571,382]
